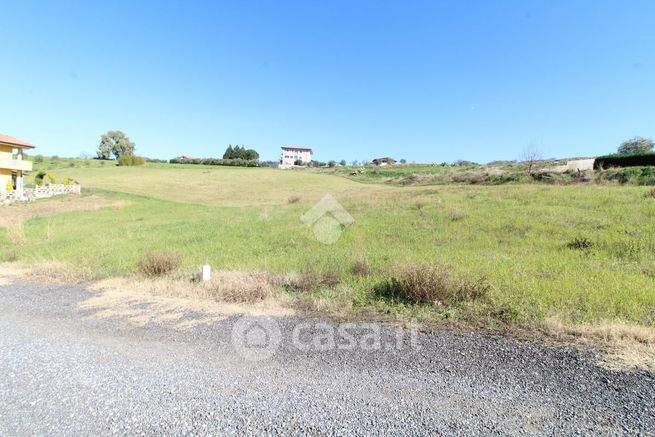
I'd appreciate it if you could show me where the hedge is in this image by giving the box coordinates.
[594,153,655,170]
[169,157,269,167]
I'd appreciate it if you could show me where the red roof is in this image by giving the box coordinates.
[281,146,312,151]
[0,134,35,149]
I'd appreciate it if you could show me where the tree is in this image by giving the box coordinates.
[328,160,337,168]
[521,145,542,175]
[97,131,135,159]
[339,160,347,166]
[350,160,359,166]
[222,144,259,160]
[617,137,654,155]
[400,159,407,164]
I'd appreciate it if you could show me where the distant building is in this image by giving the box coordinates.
[281,146,313,166]
[372,157,396,166]
[0,134,34,197]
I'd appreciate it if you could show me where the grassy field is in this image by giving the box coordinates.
[2,163,655,329]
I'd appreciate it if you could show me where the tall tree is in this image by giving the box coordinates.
[97,131,135,159]
[617,137,654,155]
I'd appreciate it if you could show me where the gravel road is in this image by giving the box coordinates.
[1,280,653,436]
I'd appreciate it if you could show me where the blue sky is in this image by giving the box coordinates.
[1,0,653,163]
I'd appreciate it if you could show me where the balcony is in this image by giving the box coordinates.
[0,159,33,172]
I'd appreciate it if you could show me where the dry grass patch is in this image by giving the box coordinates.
[0,195,126,228]
[83,272,294,329]
[545,317,655,372]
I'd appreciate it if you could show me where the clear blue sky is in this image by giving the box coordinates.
[1,0,653,163]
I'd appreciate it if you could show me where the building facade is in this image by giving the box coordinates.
[280,146,313,166]
[0,134,34,197]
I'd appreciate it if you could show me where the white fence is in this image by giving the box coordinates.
[1,184,81,205]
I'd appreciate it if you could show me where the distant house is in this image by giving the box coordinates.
[281,146,313,166]
[372,157,396,166]
[0,134,34,198]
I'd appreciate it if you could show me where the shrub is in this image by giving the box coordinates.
[63,177,71,185]
[375,263,490,305]
[138,251,182,277]
[117,154,146,166]
[594,153,655,170]
[5,179,14,193]
[47,173,56,184]
[35,171,47,185]
[33,154,44,163]
[645,188,655,199]
[567,237,594,250]
[448,210,467,221]
[288,195,301,204]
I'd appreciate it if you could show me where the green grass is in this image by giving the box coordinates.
[3,164,655,328]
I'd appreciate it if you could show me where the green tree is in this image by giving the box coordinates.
[339,160,347,166]
[223,145,234,159]
[97,131,135,159]
[617,137,654,155]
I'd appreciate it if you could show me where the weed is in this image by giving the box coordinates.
[567,237,594,250]
[288,195,301,204]
[375,263,490,305]
[138,251,182,277]
[351,259,371,277]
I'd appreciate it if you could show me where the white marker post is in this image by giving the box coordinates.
[202,265,211,282]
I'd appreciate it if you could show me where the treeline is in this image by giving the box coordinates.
[169,157,269,167]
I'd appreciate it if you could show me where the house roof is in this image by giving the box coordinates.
[0,134,35,149]
[281,146,312,152]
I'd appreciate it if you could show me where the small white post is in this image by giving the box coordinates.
[201,265,211,282]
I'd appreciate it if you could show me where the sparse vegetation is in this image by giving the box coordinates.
[1,163,654,332]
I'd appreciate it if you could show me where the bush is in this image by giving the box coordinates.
[33,154,44,163]
[47,173,56,184]
[138,251,182,277]
[375,263,490,305]
[594,153,655,170]
[35,171,47,185]
[5,179,14,193]
[117,154,146,166]
[287,195,300,204]
[645,188,655,199]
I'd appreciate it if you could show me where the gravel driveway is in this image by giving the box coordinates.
[0,280,653,436]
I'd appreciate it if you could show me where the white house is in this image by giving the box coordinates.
[280,146,313,166]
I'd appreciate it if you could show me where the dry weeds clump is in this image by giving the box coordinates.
[273,269,342,292]
[17,261,95,283]
[138,251,182,277]
[376,262,490,305]
[545,317,655,372]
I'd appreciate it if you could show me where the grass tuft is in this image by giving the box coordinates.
[138,251,182,277]
[375,263,490,305]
